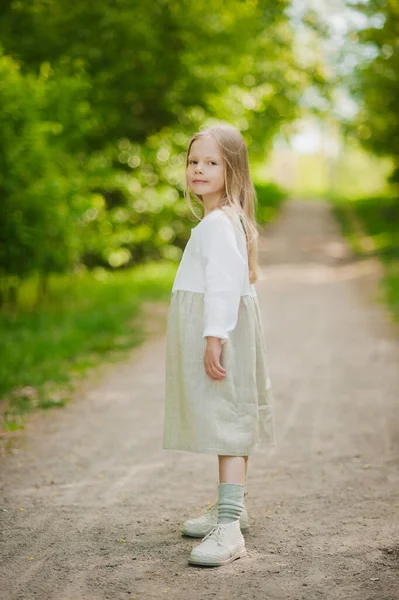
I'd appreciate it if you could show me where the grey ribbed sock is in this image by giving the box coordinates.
[217,477,248,497]
[217,483,245,524]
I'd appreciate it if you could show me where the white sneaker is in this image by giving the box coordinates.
[188,520,246,567]
[181,500,250,538]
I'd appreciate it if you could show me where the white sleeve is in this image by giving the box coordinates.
[199,215,246,345]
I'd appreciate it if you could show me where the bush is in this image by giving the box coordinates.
[254,182,287,224]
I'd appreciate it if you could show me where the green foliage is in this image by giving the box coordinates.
[353,196,399,256]
[0,0,304,153]
[0,51,96,293]
[351,1,399,182]
[383,261,399,322]
[254,182,287,224]
[333,195,399,258]
[332,194,399,321]
[0,0,308,295]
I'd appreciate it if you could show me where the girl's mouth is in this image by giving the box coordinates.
[193,180,208,184]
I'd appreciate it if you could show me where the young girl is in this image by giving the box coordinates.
[162,123,275,567]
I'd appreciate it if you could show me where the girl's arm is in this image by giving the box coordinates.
[199,214,246,346]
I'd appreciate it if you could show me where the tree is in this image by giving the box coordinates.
[350,1,399,183]
[0,52,95,303]
[0,0,307,153]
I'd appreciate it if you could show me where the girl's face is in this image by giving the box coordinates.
[186,135,225,201]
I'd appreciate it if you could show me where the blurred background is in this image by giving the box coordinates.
[0,0,398,427]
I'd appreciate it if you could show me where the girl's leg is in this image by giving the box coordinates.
[217,455,246,525]
[188,458,247,566]
[218,455,247,484]
[181,456,250,538]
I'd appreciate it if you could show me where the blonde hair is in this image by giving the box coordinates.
[184,123,260,284]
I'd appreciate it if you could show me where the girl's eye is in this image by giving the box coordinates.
[188,160,218,165]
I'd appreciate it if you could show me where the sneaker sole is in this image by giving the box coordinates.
[188,548,246,567]
[181,524,250,538]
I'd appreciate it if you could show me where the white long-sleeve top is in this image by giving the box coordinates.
[171,206,257,345]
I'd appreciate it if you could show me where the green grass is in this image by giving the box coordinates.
[331,195,399,322]
[0,261,176,431]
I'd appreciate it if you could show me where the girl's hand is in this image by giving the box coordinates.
[204,337,227,380]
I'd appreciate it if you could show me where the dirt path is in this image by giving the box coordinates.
[1,199,398,600]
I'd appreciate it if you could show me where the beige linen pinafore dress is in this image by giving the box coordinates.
[162,208,275,456]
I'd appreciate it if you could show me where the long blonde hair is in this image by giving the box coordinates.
[184,123,260,284]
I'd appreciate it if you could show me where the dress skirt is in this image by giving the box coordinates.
[162,290,275,456]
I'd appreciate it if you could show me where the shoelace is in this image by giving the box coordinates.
[202,524,226,546]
